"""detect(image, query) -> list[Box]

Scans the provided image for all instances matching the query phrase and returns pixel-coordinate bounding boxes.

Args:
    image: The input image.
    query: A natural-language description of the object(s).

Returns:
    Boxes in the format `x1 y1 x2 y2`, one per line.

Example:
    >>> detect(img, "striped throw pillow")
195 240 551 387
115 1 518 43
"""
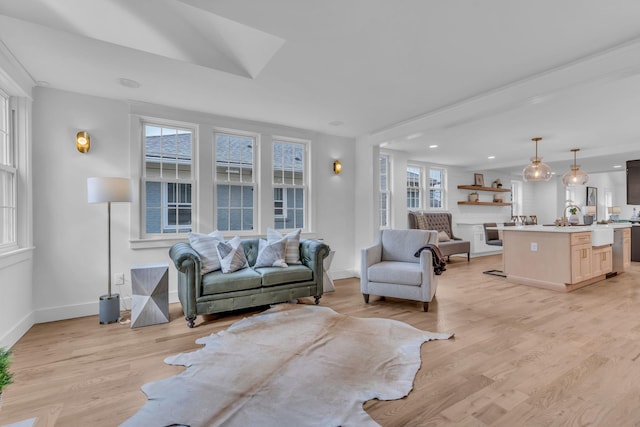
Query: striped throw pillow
267 228 301 264
188 230 225 274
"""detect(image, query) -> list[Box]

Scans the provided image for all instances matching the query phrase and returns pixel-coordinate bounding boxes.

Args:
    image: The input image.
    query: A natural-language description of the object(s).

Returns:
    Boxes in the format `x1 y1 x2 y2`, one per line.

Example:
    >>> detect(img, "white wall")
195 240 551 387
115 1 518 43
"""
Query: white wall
30 87 357 323
0 46 34 349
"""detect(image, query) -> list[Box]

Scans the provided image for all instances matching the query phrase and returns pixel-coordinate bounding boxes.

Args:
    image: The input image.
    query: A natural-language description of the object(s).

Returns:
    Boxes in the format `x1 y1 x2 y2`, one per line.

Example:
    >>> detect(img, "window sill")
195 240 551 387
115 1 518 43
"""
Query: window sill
0 246 34 269
131 231 319 250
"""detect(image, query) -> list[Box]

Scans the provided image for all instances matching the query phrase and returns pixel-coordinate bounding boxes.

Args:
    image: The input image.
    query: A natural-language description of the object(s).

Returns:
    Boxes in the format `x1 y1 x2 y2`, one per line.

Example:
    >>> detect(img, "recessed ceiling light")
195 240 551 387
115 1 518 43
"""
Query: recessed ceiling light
428 144 438 149
613 165 622 168
407 132 423 140
329 120 344 126
380 142 389 147
118 77 141 89
488 155 496 160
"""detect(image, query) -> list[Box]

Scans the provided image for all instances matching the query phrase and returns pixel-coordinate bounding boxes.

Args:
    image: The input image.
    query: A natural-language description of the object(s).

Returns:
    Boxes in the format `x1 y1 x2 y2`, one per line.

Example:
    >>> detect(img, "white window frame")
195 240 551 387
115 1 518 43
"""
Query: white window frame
511 180 524 216
426 166 447 210
0 89 17 253
406 165 423 210
272 137 309 231
141 120 196 238
162 182 192 232
214 129 258 233
273 187 286 219
379 154 390 228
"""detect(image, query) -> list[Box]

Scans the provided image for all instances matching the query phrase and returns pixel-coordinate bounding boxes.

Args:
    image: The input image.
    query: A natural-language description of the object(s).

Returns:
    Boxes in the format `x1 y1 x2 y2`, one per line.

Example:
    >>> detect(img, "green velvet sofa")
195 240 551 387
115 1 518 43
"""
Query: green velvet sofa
169 238 330 327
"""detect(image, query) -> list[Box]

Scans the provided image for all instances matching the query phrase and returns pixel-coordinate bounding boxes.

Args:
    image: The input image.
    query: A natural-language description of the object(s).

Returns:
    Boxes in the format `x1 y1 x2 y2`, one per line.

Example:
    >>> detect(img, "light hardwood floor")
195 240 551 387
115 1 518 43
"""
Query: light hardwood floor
2 254 640 426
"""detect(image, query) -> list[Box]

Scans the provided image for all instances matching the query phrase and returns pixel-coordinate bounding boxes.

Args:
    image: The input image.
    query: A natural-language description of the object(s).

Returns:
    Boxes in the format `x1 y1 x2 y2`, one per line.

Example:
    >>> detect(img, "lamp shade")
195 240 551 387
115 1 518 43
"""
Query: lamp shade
522 159 553 182
522 137 552 182
87 177 131 203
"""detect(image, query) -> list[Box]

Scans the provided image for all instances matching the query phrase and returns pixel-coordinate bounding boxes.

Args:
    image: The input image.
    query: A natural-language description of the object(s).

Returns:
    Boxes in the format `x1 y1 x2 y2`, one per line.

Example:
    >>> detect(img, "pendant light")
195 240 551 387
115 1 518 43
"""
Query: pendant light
561 148 589 186
522 137 552 182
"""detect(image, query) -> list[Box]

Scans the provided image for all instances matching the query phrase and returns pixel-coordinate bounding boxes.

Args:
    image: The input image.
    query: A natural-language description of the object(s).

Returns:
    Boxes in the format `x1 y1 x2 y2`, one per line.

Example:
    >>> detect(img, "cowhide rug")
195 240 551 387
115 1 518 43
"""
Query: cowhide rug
122 304 453 427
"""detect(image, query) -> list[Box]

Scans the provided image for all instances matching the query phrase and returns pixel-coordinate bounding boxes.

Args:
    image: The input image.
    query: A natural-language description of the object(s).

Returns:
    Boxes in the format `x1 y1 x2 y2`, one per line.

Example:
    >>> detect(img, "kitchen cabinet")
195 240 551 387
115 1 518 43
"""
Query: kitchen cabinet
591 245 612 278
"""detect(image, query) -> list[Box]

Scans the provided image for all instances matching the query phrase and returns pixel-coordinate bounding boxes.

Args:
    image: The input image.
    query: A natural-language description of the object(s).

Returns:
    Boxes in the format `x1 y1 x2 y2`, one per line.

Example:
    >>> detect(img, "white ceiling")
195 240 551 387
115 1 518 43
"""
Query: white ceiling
2 0 640 176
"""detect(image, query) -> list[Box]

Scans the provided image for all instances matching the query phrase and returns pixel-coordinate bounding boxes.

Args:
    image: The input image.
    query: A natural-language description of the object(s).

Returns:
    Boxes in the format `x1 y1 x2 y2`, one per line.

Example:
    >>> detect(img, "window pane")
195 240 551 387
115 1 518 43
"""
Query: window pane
430 189 442 208
273 141 304 186
215 133 254 183
145 125 192 180
216 184 254 231
146 181 161 208
217 209 229 231
146 207 161 234
217 185 229 207
242 209 253 230
430 169 442 189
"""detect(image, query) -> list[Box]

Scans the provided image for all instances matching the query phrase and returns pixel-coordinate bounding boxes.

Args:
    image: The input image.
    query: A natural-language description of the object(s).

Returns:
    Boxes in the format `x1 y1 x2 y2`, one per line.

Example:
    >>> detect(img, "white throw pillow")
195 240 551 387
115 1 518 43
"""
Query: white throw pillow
254 238 288 268
215 236 249 274
188 230 225 274
267 228 301 264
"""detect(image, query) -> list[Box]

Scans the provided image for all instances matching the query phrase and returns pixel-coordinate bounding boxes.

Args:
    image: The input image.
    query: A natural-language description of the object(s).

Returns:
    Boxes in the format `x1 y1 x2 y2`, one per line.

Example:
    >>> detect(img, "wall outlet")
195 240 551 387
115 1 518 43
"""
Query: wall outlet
114 273 125 285
530 242 538 252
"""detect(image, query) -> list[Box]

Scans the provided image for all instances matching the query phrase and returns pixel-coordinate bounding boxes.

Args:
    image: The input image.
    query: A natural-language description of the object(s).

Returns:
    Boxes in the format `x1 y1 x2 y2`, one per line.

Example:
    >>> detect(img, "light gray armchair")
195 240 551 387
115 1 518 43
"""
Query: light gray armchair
361 229 439 312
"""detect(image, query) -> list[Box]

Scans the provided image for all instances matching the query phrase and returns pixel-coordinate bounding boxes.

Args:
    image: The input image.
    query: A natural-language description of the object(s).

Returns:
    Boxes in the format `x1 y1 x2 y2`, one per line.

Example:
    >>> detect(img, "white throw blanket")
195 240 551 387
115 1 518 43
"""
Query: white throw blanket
122 304 453 427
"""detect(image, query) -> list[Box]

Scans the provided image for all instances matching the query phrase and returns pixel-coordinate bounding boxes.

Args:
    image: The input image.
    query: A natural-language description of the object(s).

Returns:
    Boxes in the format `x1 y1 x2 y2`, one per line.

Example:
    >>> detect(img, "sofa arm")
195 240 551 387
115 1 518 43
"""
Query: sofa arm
168 242 202 325
299 239 330 295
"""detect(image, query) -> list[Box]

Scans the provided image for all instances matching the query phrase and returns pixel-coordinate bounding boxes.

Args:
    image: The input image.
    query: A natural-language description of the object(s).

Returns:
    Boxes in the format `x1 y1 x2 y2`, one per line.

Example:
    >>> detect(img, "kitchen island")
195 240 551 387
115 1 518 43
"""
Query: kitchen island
498 223 631 292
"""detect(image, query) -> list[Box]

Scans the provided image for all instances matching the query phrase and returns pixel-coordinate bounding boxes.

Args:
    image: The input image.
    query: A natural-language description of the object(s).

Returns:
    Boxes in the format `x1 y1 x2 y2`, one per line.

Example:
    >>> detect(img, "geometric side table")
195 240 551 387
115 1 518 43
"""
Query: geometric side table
130 263 169 328
323 250 336 292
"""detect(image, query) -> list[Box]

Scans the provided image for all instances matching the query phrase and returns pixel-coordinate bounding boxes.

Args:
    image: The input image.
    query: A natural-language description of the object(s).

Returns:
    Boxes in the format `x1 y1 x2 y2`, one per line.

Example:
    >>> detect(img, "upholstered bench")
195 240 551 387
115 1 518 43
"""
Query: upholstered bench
408 211 470 261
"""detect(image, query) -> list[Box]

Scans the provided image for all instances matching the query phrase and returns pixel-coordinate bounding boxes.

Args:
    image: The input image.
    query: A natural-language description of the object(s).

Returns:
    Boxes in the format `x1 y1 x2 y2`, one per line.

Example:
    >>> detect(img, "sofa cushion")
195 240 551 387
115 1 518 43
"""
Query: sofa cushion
368 261 422 286
202 268 263 295
438 240 470 257
188 230 224 274
255 265 313 287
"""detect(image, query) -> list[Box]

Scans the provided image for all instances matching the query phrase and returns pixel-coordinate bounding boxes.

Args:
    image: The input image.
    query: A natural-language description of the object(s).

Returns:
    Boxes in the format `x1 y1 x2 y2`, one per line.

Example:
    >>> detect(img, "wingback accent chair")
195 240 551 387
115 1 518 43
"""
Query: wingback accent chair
408 211 470 261
361 229 439 312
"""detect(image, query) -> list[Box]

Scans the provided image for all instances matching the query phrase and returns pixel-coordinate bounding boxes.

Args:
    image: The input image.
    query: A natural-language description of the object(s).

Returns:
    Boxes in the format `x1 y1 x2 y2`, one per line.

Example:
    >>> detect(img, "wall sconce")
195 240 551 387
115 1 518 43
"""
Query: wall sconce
76 131 90 153
333 160 342 175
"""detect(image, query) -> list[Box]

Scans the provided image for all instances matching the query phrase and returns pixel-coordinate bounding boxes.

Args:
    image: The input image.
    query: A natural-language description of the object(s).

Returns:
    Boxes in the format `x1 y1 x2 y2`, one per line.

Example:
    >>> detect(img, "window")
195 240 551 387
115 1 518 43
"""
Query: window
379 154 390 228
511 180 523 216
273 139 306 230
407 166 422 209
428 167 445 209
143 123 194 235
215 131 255 231
0 90 15 249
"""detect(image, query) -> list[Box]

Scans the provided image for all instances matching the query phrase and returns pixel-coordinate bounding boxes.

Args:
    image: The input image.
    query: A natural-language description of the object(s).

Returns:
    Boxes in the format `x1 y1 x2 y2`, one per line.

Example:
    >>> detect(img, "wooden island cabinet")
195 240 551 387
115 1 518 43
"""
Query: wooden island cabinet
500 224 629 292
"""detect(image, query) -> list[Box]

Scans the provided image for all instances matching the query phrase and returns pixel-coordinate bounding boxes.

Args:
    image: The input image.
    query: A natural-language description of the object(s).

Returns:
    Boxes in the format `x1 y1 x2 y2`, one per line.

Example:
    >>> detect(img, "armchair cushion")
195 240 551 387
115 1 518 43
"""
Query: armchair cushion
368 261 422 286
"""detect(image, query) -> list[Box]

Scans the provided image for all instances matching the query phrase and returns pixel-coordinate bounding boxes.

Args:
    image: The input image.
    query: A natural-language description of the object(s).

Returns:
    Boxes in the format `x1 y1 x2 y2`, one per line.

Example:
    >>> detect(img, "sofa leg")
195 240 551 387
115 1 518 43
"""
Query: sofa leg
422 302 429 312
314 295 321 305
363 293 370 304
186 315 196 328
467 252 470 262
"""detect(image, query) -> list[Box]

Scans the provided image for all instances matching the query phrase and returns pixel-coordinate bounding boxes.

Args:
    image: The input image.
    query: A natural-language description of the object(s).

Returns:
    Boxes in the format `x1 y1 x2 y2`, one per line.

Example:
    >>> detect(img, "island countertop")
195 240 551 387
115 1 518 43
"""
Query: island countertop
491 223 631 233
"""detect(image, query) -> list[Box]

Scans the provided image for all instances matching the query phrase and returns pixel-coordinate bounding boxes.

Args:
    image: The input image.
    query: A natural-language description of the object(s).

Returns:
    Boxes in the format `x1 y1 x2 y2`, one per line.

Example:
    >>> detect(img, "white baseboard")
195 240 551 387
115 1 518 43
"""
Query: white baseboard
34 291 181 324
329 269 358 280
1 311 35 349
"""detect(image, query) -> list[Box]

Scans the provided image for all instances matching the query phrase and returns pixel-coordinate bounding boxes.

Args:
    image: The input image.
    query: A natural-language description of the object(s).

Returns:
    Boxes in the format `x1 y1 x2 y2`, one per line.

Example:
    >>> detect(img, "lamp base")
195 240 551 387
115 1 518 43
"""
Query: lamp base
99 294 120 324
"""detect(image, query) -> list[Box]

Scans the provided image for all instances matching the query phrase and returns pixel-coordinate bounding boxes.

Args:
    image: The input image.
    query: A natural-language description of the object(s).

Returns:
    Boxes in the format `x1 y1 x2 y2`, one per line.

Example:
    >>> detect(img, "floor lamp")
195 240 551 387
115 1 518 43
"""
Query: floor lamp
87 177 131 324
